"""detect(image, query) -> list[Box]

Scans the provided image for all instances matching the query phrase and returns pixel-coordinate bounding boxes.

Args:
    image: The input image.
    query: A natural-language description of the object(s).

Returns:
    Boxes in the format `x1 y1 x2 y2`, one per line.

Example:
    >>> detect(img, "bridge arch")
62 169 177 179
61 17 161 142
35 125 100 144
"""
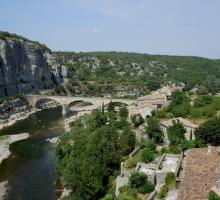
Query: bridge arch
25 96 67 115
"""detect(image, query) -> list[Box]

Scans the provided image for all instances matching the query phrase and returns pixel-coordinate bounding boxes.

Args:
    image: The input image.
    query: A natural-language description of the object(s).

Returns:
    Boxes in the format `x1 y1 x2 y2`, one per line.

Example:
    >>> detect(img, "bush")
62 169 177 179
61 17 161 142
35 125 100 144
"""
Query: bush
165 172 176 189
181 140 196 151
195 117 220 145
168 145 182 154
144 139 156 151
137 181 154 194
129 172 154 194
157 184 169 199
131 114 144 127
141 149 155 163
102 194 115 200
125 158 137 169
129 172 147 189
209 191 220 200
117 186 138 200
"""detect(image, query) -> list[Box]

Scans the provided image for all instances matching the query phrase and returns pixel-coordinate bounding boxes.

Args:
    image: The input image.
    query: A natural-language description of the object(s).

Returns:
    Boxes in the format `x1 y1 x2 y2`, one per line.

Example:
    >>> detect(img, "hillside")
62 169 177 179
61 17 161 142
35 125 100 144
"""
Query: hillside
55 51 220 97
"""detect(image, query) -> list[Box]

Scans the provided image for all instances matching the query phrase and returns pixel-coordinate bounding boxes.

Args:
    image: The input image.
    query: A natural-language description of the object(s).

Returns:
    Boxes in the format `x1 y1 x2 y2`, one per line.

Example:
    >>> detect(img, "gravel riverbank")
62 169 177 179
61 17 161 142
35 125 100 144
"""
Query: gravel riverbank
0 133 30 165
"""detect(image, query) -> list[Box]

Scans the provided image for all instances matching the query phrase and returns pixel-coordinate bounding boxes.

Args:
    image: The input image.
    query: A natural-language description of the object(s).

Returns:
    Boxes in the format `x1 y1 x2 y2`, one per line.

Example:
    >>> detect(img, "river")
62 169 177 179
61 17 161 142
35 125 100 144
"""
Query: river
0 106 64 200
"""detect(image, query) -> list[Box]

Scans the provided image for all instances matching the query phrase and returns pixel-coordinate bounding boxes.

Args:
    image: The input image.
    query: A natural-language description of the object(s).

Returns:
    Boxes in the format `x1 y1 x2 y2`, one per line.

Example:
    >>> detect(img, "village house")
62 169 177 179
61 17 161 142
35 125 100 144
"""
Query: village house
138 93 167 108
177 147 220 200
160 117 198 145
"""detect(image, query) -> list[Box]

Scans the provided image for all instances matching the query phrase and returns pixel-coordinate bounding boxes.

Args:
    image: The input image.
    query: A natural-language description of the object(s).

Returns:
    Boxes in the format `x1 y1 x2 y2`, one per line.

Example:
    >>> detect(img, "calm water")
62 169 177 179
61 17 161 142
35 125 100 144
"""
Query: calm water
0 107 65 200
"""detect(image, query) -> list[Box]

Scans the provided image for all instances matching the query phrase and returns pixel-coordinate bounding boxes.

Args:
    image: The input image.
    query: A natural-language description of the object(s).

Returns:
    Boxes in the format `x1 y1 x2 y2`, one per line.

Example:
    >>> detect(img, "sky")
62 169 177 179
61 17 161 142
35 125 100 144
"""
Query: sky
0 0 220 58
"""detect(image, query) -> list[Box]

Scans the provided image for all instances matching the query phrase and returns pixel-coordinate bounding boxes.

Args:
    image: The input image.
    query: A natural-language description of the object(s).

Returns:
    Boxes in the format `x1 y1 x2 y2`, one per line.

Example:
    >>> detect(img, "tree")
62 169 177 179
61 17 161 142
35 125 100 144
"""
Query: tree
168 91 191 117
195 117 220 145
141 149 155 163
119 106 129 119
119 126 136 156
144 139 156 151
129 172 147 189
107 101 115 112
146 117 163 143
167 120 186 145
197 85 209 95
131 114 144 127
129 172 154 194
209 191 220 200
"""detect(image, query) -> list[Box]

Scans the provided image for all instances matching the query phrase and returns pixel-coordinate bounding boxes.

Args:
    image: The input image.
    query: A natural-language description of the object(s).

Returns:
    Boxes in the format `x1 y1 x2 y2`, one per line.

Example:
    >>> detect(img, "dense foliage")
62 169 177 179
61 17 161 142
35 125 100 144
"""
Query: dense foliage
167 120 186 145
146 117 163 143
55 51 220 97
157 172 176 199
160 91 220 122
129 172 154 194
56 107 136 200
209 191 220 200
195 117 220 145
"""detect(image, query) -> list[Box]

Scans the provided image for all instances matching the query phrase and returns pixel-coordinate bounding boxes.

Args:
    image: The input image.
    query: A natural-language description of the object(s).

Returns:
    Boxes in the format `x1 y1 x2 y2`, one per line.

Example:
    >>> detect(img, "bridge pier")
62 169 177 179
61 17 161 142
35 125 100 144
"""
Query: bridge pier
62 105 67 116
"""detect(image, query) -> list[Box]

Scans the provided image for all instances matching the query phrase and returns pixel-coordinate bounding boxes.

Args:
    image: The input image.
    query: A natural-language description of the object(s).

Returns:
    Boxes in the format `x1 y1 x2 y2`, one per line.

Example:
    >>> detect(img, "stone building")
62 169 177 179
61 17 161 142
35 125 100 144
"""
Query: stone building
160 117 198 145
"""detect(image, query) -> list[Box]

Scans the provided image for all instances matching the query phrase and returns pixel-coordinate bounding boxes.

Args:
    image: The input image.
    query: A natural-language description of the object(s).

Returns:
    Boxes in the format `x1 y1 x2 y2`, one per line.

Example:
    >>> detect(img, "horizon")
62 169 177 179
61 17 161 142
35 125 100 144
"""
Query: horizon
1 0 220 59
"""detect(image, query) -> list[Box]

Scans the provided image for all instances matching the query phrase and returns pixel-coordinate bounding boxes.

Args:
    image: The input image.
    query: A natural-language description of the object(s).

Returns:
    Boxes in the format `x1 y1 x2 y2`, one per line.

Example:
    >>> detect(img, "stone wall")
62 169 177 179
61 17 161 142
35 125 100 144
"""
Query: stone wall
0 37 63 96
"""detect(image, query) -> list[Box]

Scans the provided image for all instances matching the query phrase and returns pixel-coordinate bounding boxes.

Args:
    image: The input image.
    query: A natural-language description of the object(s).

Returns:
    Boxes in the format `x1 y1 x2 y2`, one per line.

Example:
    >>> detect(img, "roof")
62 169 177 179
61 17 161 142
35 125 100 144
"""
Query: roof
138 94 166 101
160 117 198 129
177 147 220 200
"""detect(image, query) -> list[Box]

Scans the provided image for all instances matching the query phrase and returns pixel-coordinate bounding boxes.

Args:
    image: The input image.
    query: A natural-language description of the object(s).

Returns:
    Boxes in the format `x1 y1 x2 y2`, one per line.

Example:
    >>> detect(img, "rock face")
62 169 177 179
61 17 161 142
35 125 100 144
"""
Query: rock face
0 37 63 96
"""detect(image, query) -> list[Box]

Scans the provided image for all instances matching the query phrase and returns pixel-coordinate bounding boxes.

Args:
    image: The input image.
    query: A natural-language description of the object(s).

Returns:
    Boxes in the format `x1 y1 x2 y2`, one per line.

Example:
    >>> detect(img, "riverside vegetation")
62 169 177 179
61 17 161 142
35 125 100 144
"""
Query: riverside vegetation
56 105 136 200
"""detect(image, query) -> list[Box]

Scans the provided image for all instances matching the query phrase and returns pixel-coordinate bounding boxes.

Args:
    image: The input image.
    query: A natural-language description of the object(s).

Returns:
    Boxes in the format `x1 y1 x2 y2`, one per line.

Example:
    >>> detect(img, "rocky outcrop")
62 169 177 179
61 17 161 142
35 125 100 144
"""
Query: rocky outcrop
0 37 63 96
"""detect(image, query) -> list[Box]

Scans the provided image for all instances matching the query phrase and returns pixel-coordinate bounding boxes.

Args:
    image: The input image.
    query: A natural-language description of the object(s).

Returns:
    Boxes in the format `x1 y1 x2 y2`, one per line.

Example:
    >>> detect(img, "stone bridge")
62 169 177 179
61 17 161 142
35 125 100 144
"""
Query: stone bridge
25 95 136 115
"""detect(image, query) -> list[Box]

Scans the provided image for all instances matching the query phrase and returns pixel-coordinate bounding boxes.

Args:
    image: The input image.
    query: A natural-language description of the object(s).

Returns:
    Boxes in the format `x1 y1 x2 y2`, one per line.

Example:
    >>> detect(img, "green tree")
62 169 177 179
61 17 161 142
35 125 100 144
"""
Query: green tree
119 106 129 119
131 114 144 127
195 117 220 145
167 120 186 145
141 149 155 163
209 191 220 200
107 101 115 112
146 117 163 143
129 172 154 194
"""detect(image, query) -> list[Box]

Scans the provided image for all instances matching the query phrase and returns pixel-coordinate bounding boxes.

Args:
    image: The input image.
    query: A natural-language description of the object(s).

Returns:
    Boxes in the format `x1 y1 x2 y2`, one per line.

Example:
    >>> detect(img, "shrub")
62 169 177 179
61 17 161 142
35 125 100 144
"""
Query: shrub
195 117 220 145
144 139 156 151
118 186 138 200
157 184 169 199
168 145 182 154
131 114 144 127
137 181 154 194
165 172 176 189
209 191 220 200
129 172 147 189
125 158 137 169
102 194 115 200
141 149 155 163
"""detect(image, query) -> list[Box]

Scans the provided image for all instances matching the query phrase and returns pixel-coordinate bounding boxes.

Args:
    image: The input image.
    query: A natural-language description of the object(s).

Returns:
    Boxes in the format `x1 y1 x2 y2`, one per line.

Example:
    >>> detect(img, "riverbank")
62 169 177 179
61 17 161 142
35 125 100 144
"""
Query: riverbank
0 181 8 200
0 133 30 165
0 108 40 131
64 110 91 132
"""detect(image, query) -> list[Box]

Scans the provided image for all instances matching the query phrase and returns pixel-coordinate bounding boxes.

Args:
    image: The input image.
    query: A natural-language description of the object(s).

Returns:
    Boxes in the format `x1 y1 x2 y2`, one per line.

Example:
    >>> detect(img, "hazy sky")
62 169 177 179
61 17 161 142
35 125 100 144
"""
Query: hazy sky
0 0 220 58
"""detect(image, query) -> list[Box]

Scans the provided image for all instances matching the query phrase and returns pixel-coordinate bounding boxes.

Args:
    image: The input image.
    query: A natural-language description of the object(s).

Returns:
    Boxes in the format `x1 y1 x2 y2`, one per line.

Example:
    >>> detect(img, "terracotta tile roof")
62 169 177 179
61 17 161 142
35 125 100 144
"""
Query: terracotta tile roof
138 94 166 101
177 147 220 200
160 117 198 129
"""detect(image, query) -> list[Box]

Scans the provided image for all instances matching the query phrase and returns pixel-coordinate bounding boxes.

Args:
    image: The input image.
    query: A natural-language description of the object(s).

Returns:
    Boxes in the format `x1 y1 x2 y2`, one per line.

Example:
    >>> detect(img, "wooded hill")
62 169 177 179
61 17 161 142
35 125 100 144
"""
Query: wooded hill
55 51 220 97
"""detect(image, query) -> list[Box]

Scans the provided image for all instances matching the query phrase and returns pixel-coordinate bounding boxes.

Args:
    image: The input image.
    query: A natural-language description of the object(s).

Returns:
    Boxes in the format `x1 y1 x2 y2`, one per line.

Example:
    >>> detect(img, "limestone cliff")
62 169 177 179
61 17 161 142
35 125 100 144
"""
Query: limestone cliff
0 35 63 96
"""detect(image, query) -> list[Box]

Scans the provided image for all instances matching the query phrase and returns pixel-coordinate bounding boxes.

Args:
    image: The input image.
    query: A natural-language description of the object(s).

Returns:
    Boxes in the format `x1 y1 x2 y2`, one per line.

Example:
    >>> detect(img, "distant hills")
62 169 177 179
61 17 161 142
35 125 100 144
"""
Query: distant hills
55 51 220 97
